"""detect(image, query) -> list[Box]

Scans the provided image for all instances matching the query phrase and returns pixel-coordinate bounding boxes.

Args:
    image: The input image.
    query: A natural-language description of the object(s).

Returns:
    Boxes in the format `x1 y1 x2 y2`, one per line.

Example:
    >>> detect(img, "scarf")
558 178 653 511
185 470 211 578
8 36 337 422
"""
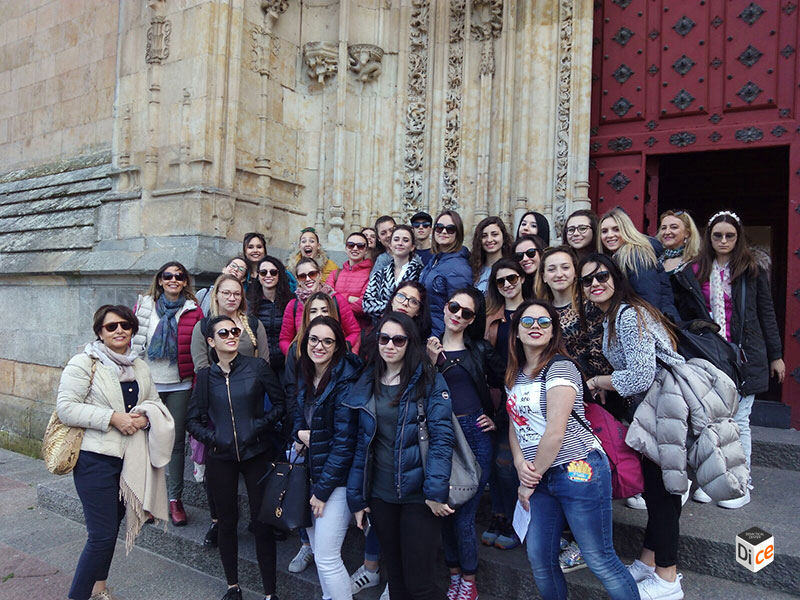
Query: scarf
295 281 335 304
147 294 185 363
85 341 138 382
709 260 731 337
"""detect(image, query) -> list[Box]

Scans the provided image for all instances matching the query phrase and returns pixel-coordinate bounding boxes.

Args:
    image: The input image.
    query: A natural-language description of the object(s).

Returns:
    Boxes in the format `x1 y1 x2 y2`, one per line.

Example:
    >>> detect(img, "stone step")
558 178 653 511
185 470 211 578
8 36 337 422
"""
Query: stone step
752 425 800 471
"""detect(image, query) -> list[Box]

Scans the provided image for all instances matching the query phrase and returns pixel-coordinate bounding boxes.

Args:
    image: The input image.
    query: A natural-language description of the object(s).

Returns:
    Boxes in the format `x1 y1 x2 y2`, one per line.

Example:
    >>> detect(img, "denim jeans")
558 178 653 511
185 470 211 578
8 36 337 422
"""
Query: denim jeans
526 450 639 600
364 526 381 563
442 411 493 574
488 419 519 518
734 393 755 482
160 388 192 500
306 487 352 600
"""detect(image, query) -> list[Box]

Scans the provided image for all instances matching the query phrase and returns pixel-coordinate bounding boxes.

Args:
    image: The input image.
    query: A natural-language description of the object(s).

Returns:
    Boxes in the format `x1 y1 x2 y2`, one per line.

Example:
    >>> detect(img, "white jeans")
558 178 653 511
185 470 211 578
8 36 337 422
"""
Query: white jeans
306 486 352 600
734 393 755 483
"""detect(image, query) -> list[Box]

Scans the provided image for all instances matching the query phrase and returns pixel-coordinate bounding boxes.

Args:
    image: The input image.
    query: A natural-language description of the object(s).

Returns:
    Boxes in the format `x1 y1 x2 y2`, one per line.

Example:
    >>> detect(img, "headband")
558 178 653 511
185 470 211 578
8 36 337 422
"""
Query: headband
707 210 741 227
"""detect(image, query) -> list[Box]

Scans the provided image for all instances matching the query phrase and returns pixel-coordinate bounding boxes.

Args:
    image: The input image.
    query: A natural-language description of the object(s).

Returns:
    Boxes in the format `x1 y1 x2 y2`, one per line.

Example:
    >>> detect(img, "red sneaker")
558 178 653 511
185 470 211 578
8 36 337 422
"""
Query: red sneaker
169 499 187 526
457 579 478 600
446 575 462 600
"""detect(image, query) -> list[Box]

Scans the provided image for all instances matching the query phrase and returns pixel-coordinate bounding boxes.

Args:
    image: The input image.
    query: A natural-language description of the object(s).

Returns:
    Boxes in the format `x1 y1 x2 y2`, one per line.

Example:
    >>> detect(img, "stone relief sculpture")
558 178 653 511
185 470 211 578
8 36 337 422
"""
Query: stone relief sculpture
145 16 171 64
441 0 466 210
348 44 384 83
471 0 503 76
552 0 574 233
303 41 339 84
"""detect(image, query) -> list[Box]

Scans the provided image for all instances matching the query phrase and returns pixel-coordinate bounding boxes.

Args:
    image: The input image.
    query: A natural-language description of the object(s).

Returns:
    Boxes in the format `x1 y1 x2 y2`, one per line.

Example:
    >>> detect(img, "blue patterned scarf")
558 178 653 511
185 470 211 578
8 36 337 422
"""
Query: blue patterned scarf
147 294 185 363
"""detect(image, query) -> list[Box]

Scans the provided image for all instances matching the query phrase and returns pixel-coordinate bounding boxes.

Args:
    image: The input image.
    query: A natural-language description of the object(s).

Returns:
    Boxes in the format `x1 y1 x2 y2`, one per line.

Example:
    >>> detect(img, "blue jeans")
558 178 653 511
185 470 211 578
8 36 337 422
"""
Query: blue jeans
488 421 519 518
526 451 639 600
364 526 381 563
734 393 755 483
442 411 494 574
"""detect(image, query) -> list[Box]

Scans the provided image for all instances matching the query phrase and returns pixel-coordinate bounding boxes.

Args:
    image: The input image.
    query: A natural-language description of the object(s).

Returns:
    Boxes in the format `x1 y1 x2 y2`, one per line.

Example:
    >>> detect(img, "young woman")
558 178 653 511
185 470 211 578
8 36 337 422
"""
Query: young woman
470 216 513 293
293 316 361 600
419 211 473 336
185 316 286 600
657 210 700 274
426 289 503 600
598 207 679 321
243 232 268 289
248 256 294 378
578 253 687 599
562 209 599 263
347 312 455 600
513 234 546 300
132 261 203 526
59 305 173 600
516 210 551 246
286 227 339 283
506 300 638 600
326 232 374 329
361 282 433 362
363 225 424 321
196 256 248 315
361 226 379 262
279 257 361 355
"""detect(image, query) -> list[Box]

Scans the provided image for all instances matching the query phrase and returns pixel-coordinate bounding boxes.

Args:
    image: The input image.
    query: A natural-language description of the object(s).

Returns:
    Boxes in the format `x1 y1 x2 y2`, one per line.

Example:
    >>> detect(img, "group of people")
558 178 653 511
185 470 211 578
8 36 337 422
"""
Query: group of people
56 204 785 600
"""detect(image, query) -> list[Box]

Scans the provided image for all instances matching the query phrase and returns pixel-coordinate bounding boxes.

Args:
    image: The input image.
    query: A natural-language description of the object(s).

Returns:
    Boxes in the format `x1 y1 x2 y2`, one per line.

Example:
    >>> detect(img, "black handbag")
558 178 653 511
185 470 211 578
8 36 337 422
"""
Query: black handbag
257 454 312 532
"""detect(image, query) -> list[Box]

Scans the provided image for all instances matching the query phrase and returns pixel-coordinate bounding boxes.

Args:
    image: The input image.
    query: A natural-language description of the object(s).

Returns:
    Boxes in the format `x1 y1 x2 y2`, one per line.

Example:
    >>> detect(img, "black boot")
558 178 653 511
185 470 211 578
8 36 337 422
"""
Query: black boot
204 521 219 547
221 587 242 600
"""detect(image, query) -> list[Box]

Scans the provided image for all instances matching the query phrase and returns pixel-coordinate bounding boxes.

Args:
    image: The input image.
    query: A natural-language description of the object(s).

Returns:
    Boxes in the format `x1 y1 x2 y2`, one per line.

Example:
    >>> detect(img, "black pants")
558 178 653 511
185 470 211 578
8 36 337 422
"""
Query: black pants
370 498 441 600
641 456 682 568
206 453 276 595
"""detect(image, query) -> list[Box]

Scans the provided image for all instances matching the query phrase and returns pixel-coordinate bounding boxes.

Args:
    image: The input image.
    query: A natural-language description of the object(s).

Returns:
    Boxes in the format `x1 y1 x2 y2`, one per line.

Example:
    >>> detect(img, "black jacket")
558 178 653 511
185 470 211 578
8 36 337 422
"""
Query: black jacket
253 298 285 374
626 238 679 322
185 354 285 462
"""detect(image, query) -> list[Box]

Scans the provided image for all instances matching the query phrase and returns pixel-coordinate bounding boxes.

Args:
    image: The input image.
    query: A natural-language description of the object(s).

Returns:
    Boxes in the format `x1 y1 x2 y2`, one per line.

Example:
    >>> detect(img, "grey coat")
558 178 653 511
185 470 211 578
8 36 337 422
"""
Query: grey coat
626 358 748 502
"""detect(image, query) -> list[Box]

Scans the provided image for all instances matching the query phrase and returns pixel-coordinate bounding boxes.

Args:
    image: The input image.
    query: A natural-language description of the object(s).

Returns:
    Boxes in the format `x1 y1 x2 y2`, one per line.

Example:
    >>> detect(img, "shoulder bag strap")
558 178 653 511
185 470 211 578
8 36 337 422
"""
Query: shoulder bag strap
85 358 98 400
738 277 746 354
415 396 429 474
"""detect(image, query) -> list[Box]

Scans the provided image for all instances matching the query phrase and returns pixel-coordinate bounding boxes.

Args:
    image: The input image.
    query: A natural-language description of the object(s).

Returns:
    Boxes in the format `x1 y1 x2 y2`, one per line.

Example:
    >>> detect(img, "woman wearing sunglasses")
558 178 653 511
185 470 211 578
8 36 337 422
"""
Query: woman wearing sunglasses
185 315 286 600
512 234 546 300
469 216 514 293
426 289 502 600
292 316 361 600
506 299 638 600
577 253 687 599
419 211 473 337
280 257 361 356
347 312 455 600
195 256 248 316
363 225 424 322
133 261 203 526
325 232 374 329
249 256 295 379
59 305 174 600
286 227 339 283
515 210 551 246
562 209 599 263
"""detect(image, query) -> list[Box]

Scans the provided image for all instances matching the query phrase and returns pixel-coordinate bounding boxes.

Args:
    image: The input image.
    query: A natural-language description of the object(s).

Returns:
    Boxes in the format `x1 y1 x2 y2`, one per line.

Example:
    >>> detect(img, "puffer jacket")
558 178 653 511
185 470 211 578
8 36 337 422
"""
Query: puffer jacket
279 294 361 356
56 352 162 458
625 358 748 501
345 364 454 512
419 247 473 336
325 258 374 328
185 354 285 462
292 352 362 502
362 255 424 321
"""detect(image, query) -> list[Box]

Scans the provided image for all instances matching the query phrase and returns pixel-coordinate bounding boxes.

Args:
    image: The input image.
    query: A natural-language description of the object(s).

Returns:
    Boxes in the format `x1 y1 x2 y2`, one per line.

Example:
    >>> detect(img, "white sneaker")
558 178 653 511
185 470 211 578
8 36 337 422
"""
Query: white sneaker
626 559 655 583
288 544 314 573
718 488 751 509
680 482 691 507
692 487 713 503
350 564 380 594
379 584 390 600
626 494 647 510
637 572 684 600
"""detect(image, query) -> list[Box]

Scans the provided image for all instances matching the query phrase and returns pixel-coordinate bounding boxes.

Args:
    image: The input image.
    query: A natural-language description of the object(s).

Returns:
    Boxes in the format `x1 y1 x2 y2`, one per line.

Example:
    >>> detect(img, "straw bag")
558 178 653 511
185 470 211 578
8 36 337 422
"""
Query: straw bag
42 358 97 475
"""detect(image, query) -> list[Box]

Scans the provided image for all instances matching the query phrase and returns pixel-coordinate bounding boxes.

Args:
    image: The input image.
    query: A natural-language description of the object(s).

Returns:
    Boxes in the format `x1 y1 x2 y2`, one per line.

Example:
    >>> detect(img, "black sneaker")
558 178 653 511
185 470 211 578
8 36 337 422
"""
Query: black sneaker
221 587 242 600
204 521 219 547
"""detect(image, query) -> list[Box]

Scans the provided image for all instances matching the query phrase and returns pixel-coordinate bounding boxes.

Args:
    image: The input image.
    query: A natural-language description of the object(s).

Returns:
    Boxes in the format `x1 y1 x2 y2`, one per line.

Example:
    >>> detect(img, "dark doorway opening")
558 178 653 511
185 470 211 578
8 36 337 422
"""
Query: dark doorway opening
652 147 789 404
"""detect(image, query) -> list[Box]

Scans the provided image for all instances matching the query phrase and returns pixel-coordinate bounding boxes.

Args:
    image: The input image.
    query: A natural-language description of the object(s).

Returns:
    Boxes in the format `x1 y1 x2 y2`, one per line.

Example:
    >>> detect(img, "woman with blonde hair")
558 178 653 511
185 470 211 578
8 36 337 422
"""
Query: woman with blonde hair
657 210 701 273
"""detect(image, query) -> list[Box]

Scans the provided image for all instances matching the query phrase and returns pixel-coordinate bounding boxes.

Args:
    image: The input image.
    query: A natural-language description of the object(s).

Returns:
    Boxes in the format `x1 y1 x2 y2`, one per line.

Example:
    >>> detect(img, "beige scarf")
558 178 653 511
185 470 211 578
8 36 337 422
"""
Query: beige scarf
120 400 175 553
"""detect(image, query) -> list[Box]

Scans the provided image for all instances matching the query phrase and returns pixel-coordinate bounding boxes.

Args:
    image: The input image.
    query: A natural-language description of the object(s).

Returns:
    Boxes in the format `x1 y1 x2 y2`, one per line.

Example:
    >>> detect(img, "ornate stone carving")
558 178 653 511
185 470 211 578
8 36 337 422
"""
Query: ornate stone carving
471 0 503 41
260 0 289 17
441 0 467 210
146 16 171 64
552 0 574 232
251 25 279 77
303 42 338 84
348 44 384 83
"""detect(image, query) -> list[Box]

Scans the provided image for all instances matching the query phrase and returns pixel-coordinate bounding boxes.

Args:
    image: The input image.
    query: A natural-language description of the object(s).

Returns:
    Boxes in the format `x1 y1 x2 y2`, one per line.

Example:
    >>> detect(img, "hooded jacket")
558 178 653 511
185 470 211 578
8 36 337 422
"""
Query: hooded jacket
625 358 748 501
325 258 374 328
419 247 473 337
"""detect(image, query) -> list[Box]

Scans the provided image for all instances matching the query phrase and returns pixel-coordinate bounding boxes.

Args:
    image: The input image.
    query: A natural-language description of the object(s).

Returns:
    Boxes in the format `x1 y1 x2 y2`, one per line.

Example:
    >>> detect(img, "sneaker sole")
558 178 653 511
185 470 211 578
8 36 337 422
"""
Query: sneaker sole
640 590 683 600
560 562 588 573
353 580 380 594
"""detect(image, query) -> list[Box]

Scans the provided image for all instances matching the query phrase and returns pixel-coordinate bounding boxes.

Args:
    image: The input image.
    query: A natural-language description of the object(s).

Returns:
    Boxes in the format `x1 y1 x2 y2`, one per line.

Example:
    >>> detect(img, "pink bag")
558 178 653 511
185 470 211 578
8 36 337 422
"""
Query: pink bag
583 403 644 499
189 435 207 465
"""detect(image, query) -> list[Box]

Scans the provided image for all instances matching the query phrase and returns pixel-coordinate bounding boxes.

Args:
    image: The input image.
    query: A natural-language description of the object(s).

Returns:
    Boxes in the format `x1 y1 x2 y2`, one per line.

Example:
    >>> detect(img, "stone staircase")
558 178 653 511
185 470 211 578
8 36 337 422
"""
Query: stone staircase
37 426 800 599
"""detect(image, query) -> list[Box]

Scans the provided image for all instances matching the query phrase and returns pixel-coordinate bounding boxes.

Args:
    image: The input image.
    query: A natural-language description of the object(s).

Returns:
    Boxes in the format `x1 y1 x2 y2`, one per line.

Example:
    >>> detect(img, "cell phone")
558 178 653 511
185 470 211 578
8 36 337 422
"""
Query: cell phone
363 513 372 538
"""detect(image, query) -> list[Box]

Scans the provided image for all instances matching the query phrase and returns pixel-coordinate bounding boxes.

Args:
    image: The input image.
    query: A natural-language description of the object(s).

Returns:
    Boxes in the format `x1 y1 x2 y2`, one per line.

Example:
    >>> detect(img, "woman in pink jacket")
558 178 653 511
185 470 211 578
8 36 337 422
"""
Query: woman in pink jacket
325 231 373 329
280 257 361 356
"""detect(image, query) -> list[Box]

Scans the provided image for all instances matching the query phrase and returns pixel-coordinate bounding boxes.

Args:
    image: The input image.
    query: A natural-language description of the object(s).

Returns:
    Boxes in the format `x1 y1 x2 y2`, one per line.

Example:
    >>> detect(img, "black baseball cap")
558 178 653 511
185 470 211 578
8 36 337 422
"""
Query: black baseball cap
410 211 433 225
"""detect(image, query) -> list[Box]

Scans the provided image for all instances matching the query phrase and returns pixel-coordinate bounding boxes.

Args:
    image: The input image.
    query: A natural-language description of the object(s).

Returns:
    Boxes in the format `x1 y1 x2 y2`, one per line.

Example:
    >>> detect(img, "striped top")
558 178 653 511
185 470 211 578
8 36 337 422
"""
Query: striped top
505 359 596 468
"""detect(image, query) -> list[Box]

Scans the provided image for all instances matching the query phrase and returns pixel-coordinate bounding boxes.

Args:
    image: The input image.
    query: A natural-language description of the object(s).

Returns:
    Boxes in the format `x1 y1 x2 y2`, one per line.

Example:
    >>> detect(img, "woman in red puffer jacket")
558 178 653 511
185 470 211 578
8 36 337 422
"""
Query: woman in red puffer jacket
325 231 374 330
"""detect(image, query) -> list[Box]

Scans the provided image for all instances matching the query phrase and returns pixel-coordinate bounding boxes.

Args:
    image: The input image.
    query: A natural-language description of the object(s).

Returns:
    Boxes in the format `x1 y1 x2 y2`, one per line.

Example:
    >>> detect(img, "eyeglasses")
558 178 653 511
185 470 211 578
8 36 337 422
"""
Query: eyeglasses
711 232 737 241
377 333 408 347
227 263 247 273
395 291 421 308
514 248 538 262
565 225 591 236
309 335 335 349
519 316 552 329
579 270 611 288
411 221 432 229
447 301 475 320
346 241 367 250
102 321 133 333
495 274 520 288
218 290 242 299
215 327 242 339
434 224 458 235
259 268 279 277
296 270 320 282
161 272 187 282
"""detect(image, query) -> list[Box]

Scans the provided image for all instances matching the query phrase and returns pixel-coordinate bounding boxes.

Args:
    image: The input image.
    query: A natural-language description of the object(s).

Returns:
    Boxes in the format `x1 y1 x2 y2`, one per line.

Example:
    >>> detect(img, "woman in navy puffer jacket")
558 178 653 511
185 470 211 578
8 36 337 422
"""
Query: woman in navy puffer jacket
347 312 454 600
419 210 474 337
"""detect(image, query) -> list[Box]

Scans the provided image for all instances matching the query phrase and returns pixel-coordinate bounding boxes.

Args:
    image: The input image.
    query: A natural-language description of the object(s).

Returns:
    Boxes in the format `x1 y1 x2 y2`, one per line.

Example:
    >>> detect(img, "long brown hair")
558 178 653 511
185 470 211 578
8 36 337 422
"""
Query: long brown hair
294 292 339 358
504 300 569 389
536 246 579 311
432 210 465 254
299 316 347 401
694 212 758 283
485 258 526 315
469 216 513 282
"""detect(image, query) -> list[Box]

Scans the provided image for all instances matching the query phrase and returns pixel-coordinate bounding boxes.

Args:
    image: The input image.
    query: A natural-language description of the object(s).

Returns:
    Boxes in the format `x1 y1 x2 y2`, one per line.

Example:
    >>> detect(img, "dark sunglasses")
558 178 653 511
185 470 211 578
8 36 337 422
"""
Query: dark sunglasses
495 274 520 288
411 221 432 229
161 272 187 281
434 224 458 234
447 301 475 320
579 270 611 288
377 333 408 347
259 268 279 277
346 241 367 250
514 248 538 262
102 321 133 333
395 291 421 308
215 327 242 339
520 316 552 329
711 232 737 241
296 270 320 282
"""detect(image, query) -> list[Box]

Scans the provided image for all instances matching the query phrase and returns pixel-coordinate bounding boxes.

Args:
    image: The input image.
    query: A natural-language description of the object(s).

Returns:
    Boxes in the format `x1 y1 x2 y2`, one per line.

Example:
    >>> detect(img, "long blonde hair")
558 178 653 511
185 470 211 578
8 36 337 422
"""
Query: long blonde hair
209 274 257 348
598 207 658 275
658 209 701 263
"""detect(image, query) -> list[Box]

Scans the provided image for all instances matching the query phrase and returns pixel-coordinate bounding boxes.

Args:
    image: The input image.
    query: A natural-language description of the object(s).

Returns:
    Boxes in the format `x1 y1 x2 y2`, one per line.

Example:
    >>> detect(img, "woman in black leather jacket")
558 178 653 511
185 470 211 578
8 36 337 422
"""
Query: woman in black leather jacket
185 315 285 600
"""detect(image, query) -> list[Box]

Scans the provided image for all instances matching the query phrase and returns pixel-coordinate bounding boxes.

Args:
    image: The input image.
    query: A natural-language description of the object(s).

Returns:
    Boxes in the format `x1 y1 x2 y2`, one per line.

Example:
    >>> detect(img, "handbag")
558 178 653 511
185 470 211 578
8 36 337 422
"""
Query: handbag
257 453 312 532
42 358 97 475
676 318 744 391
416 397 481 509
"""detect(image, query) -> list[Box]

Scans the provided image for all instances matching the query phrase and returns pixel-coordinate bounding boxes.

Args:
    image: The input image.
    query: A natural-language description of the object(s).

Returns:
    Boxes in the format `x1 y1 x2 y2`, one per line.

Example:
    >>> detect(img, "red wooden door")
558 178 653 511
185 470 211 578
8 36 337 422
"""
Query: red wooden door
589 0 800 426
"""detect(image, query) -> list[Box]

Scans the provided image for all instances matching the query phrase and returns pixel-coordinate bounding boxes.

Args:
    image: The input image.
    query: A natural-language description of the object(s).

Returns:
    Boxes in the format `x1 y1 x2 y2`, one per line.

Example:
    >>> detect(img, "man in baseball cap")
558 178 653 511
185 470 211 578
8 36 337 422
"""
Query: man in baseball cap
410 211 433 265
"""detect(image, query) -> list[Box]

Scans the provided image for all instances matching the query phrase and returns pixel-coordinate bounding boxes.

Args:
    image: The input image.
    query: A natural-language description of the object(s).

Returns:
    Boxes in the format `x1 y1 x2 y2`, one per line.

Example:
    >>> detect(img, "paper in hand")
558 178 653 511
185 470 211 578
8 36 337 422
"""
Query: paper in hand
512 500 531 542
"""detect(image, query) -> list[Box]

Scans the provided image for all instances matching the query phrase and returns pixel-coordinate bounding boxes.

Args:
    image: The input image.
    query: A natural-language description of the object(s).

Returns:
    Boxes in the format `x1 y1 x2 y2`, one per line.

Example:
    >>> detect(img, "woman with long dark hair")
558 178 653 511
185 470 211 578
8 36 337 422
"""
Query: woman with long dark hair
243 232 268 288
516 210 551 246
513 235 546 300
249 255 294 377
562 209 599 263
469 216 513 292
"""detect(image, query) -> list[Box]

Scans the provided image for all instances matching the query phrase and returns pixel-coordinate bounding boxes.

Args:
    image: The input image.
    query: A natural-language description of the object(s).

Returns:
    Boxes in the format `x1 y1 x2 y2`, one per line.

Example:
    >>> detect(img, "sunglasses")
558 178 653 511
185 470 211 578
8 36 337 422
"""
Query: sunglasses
309 335 335 349
565 225 591 236
514 248 538 262
411 221 432 229
434 224 458 234
395 291 421 308
495 274 520 288
377 333 408 347
519 316 552 329
102 321 133 333
296 270 320 282
161 272 187 281
447 301 475 320
259 268 279 277
579 270 611 288
215 327 242 339
711 232 737 241
346 241 367 250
